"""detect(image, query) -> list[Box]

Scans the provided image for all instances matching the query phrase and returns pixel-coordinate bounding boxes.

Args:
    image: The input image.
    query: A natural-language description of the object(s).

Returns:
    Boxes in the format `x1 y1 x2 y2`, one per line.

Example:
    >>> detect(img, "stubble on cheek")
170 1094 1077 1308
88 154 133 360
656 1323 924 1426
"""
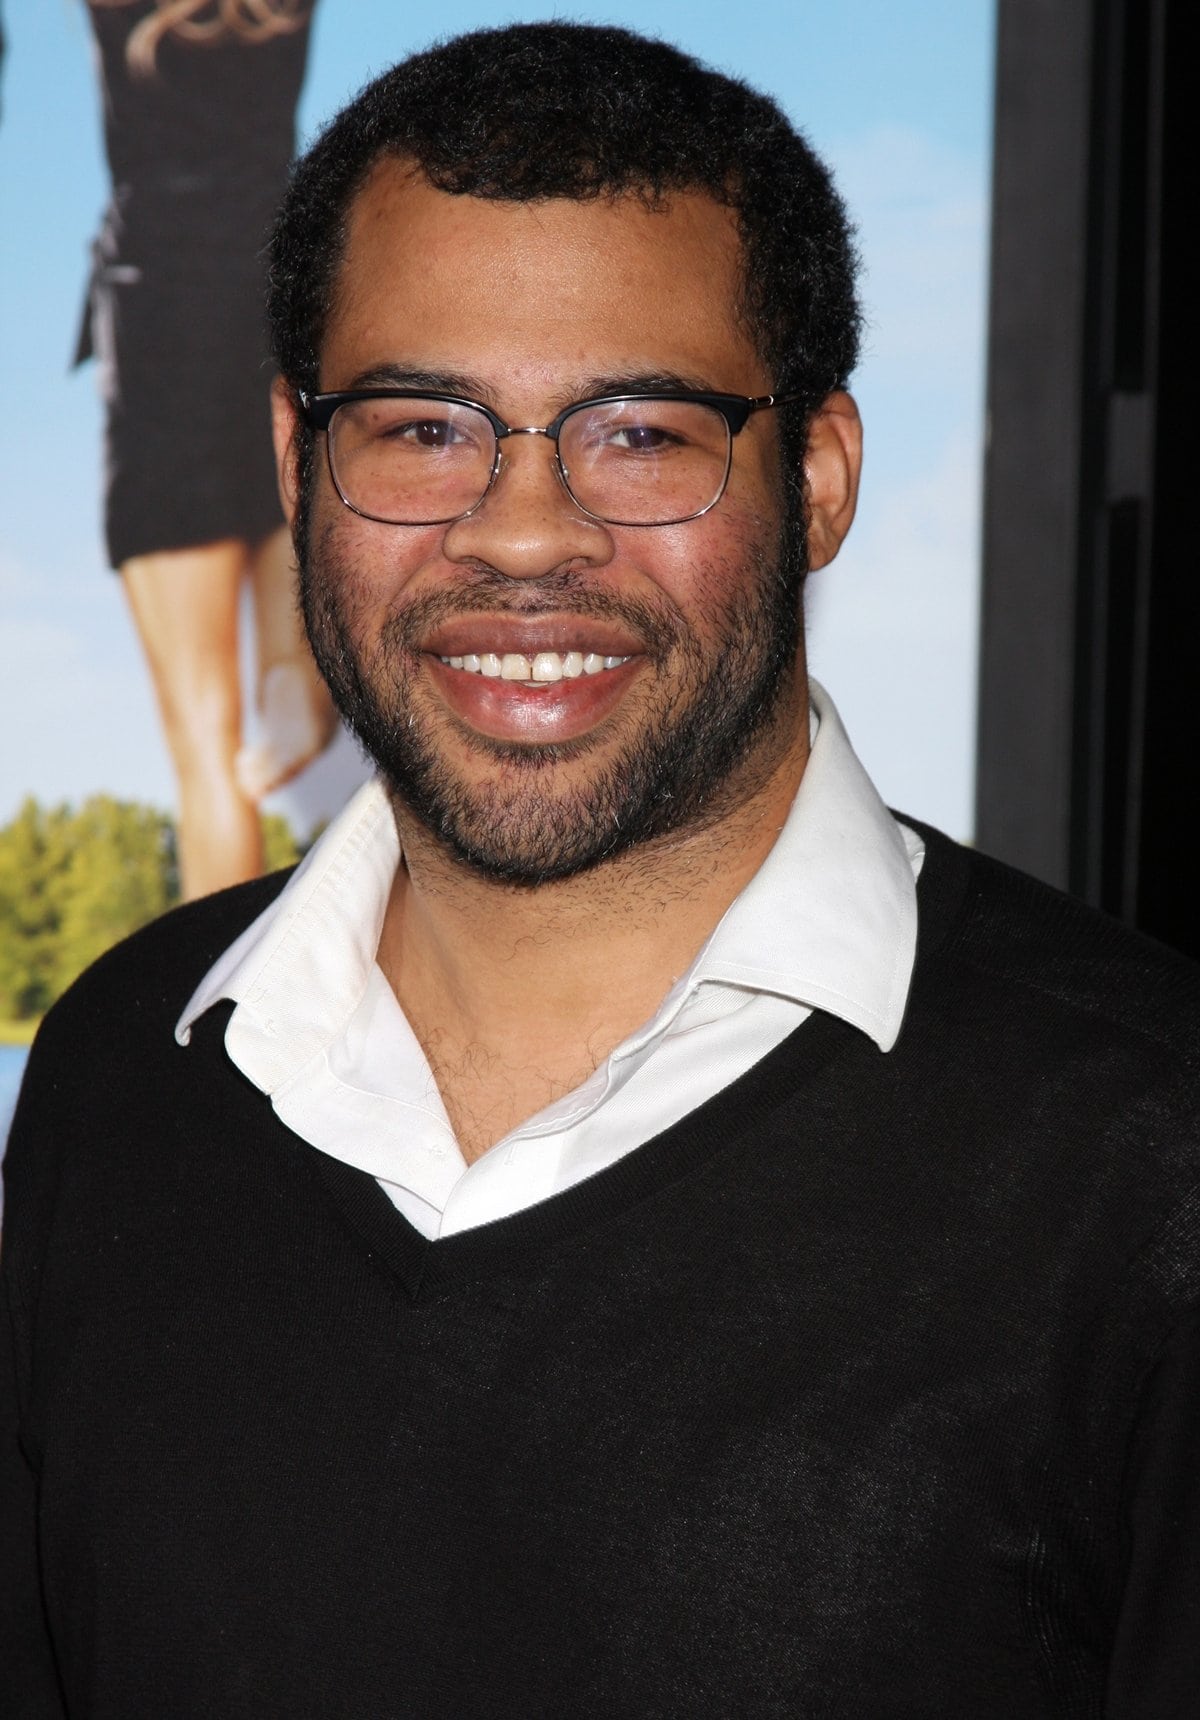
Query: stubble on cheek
299 513 417 737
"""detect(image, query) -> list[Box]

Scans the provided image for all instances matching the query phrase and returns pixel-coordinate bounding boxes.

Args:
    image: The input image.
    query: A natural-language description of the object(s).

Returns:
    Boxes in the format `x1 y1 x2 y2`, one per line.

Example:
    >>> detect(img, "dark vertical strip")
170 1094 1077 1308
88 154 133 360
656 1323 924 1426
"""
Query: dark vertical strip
1135 0 1198 955
978 0 1194 956
976 0 1093 890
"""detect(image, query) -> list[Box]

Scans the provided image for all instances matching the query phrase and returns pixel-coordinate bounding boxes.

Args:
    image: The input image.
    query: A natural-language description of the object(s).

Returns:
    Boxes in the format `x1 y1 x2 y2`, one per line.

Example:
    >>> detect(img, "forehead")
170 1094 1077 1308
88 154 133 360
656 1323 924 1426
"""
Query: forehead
321 159 763 399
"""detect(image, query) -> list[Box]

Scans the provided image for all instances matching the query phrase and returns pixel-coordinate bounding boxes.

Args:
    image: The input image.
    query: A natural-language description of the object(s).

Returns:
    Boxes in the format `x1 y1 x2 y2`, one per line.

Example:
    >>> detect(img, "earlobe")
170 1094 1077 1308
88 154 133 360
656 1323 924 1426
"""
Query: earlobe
803 390 863 572
270 376 303 529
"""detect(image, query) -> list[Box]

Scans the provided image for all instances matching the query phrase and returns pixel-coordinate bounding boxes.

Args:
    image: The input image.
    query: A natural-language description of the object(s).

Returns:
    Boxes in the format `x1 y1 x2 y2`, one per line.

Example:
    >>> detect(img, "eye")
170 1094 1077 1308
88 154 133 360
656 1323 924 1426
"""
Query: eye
383 414 471 448
569 405 694 461
605 421 682 453
334 398 496 464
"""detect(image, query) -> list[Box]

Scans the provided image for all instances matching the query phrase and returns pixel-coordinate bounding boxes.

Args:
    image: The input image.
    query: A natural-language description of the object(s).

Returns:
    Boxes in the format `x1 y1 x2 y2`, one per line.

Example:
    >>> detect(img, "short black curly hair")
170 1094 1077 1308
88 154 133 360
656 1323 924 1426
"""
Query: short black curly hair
267 21 861 435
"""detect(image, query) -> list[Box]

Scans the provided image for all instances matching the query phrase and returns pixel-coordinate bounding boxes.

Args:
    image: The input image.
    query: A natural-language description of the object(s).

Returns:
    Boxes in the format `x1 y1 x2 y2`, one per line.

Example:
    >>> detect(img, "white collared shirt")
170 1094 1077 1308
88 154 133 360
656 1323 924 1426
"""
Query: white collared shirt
177 682 923 1238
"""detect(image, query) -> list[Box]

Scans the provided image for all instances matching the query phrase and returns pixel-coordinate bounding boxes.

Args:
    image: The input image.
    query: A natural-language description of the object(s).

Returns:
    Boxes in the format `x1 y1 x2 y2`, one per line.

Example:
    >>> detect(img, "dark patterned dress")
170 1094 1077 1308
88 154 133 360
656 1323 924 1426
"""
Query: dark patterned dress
78 2 313 565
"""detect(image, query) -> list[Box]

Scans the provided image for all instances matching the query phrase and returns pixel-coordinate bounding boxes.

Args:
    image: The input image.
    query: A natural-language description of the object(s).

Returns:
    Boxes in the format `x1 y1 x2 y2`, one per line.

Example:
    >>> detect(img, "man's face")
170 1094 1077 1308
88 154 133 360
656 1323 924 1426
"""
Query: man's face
282 163 818 883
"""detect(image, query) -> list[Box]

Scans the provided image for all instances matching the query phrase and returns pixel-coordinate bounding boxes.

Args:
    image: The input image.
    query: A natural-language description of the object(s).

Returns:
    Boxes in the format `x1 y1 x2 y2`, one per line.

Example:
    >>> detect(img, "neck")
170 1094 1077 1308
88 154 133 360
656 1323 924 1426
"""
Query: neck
376 676 810 1157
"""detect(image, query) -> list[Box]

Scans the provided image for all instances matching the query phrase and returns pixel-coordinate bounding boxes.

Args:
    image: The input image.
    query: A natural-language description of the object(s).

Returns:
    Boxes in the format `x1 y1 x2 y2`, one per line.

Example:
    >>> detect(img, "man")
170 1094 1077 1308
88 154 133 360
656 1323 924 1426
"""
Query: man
3 23 1198 1717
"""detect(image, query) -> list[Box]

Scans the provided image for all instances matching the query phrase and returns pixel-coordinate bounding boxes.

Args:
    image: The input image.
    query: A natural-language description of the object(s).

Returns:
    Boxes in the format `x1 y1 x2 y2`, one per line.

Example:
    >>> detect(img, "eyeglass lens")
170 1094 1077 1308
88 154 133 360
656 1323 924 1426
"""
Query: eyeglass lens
326 397 734 526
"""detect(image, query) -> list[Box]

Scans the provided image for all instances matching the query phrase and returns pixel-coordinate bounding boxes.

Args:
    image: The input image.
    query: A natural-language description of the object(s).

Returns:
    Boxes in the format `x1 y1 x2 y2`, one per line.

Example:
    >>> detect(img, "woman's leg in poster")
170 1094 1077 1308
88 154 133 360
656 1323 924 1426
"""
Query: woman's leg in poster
122 542 262 899
235 525 337 803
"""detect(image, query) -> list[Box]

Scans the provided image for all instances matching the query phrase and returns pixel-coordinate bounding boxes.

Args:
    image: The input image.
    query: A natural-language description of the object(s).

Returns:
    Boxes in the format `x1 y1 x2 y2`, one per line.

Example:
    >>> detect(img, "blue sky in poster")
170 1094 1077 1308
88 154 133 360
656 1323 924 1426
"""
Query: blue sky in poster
0 1 994 839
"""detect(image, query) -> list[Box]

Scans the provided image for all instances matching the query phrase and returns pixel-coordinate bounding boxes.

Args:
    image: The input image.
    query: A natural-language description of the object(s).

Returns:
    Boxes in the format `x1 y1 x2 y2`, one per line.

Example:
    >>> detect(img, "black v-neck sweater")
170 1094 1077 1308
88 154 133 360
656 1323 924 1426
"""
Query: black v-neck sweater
3 827 1199 1718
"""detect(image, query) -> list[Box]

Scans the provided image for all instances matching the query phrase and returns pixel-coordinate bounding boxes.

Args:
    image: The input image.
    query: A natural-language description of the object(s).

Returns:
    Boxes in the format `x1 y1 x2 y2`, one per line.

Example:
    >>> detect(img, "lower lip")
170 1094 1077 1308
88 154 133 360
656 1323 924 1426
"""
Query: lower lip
425 655 642 743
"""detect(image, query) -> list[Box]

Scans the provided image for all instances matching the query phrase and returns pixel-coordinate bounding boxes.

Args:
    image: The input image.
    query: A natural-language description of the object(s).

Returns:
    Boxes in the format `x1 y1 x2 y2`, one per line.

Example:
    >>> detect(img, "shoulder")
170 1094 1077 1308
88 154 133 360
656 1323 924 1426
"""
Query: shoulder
3 873 293 1284
908 820 1200 1060
28 869 293 1070
876 824 1200 1396
901 822 1200 1300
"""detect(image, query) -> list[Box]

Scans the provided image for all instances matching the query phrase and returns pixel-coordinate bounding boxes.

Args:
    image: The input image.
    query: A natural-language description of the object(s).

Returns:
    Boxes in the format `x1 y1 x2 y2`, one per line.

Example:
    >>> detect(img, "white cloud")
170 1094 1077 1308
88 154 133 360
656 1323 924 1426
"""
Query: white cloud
806 428 982 840
799 123 989 839
828 123 989 396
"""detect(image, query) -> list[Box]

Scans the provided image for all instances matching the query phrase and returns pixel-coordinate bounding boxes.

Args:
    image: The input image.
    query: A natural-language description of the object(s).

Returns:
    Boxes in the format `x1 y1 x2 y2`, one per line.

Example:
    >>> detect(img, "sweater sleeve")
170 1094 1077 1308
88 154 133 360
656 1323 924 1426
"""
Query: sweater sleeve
1 1044 69 1718
1105 1298 1200 1717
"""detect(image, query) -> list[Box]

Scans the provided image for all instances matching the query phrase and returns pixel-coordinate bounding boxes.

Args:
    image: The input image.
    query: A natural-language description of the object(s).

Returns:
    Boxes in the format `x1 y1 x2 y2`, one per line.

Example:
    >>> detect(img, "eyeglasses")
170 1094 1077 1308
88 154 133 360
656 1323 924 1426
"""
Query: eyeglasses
297 388 801 528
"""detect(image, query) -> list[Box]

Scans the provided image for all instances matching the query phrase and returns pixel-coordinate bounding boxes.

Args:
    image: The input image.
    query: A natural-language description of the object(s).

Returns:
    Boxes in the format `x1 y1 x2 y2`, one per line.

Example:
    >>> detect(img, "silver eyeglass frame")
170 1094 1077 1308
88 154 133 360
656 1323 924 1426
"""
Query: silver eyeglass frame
297 387 802 528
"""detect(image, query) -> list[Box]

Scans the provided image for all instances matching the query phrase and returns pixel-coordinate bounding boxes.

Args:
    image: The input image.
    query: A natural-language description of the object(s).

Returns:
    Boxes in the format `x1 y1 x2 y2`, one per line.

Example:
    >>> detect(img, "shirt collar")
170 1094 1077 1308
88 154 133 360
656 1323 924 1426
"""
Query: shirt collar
688 679 920 1049
176 678 920 1078
175 778 398 1087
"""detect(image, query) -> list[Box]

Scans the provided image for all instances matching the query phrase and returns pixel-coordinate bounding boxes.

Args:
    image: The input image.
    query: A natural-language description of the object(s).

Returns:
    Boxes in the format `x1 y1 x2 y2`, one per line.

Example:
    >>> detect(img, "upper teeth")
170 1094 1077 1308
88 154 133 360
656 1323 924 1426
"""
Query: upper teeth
438 651 630 682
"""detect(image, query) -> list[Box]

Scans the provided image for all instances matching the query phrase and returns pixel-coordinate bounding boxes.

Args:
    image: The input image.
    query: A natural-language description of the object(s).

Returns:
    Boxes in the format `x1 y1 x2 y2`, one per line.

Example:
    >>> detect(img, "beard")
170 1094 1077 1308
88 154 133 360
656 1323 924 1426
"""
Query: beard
297 488 807 887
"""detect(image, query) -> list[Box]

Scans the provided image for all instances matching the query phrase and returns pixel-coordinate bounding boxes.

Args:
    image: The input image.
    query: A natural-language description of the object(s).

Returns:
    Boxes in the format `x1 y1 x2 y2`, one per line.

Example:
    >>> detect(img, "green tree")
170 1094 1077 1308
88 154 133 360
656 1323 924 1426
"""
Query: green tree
0 797 75 1018
50 797 179 1000
0 796 304 1025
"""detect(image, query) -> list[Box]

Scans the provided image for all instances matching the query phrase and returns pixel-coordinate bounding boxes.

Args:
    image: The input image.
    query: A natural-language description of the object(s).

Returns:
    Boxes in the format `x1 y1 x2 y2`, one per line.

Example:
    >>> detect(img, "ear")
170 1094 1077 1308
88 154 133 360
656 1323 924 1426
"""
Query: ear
802 391 862 572
271 375 304 530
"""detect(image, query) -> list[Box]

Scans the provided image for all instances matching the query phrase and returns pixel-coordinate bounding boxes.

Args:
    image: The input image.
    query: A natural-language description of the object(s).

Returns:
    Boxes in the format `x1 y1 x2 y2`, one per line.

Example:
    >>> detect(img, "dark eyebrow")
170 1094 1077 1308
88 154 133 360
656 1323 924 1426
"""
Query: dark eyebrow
340 363 493 398
571 371 723 402
333 364 726 413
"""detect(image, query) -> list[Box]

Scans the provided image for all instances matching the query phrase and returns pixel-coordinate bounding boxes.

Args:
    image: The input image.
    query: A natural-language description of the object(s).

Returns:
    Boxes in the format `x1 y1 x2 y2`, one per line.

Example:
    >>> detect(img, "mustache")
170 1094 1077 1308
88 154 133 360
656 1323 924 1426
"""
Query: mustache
379 563 682 659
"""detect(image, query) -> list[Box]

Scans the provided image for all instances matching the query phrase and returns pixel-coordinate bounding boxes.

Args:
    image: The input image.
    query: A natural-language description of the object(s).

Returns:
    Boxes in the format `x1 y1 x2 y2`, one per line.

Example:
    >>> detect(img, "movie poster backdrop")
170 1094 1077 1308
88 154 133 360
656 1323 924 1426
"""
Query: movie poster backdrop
0 1 994 1131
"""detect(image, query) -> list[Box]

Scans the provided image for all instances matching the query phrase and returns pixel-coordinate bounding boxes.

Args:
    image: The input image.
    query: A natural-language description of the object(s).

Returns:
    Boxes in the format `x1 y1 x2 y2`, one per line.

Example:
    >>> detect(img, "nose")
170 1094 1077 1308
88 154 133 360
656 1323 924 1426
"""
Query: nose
441 431 614 581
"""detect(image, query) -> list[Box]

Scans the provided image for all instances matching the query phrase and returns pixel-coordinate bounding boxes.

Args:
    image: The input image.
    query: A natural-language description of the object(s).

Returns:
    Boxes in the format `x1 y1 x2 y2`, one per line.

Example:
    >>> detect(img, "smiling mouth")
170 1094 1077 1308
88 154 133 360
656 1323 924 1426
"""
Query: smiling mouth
436 651 633 683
